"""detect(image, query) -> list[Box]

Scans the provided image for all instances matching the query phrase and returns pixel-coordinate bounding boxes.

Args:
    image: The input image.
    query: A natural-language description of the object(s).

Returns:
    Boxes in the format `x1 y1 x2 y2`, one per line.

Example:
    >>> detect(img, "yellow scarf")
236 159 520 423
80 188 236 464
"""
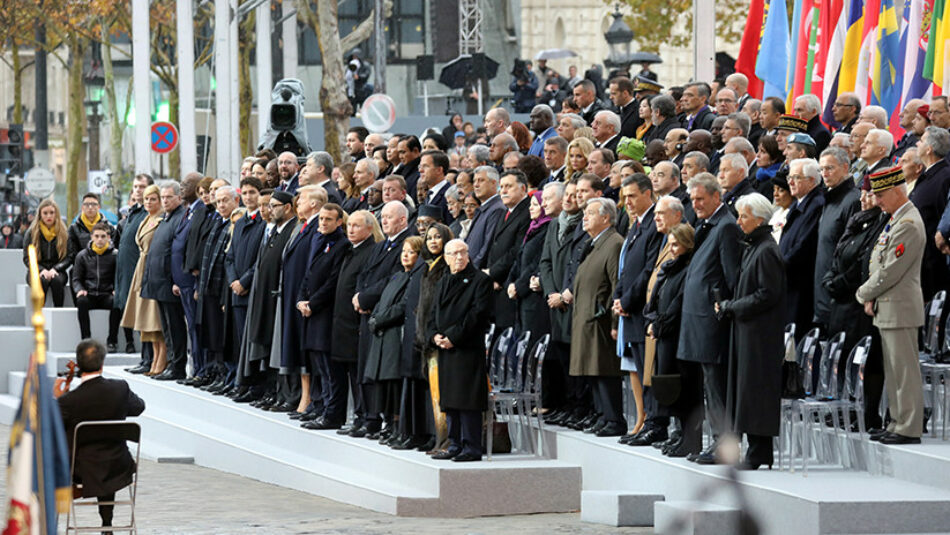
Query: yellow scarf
39 223 57 242
80 212 101 233
427 255 443 271
91 241 110 255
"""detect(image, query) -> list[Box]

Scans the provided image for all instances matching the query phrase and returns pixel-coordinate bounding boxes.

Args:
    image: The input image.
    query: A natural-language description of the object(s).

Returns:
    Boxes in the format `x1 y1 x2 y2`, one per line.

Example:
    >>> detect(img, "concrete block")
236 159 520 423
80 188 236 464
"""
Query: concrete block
44 307 136 352
654 501 741 535
581 490 664 526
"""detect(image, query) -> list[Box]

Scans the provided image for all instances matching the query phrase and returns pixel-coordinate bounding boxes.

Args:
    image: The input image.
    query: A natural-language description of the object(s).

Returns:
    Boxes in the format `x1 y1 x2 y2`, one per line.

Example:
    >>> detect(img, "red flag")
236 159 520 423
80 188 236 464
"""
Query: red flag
736 0 766 98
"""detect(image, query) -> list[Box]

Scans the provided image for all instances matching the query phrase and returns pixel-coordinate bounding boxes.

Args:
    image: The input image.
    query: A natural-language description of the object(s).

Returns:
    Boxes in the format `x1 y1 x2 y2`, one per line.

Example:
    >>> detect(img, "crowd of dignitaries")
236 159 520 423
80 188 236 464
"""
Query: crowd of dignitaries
23 69 950 465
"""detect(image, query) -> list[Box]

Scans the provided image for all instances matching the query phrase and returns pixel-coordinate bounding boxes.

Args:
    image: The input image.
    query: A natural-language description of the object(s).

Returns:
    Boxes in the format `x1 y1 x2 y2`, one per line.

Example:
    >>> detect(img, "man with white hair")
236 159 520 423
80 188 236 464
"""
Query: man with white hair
894 99 926 160
814 147 860 330
793 94 831 153
857 166 926 445
718 153 755 216
592 110 622 153
305 151 342 204
780 158 826 335
911 127 950 300
860 128 895 183
858 105 889 129
349 200 410 438
483 107 511 137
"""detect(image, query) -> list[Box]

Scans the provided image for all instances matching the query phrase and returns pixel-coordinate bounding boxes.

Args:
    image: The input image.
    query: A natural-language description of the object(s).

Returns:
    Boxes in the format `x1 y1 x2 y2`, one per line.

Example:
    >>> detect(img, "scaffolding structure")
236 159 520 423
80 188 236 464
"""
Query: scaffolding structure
459 0 483 54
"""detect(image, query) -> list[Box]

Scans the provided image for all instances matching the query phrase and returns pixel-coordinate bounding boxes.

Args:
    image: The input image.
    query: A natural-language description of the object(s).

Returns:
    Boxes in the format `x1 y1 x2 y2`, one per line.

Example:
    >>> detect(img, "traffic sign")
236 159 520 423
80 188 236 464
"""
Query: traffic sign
25 167 55 198
151 121 179 154
88 171 110 194
360 94 396 133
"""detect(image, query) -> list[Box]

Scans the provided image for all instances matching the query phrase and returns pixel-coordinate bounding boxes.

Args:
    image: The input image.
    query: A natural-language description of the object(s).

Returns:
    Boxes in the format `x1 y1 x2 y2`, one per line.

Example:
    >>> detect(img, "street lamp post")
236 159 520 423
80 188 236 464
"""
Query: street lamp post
84 43 105 173
603 6 634 72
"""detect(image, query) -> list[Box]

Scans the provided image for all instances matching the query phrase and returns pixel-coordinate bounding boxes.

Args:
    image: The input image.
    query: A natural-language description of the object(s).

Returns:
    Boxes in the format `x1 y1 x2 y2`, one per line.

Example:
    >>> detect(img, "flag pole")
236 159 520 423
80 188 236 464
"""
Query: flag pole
26 244 49 534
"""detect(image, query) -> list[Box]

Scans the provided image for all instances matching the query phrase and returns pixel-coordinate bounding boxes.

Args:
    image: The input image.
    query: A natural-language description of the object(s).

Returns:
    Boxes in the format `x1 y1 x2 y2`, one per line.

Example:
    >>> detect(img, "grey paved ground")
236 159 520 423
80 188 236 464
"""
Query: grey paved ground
0 424 649 534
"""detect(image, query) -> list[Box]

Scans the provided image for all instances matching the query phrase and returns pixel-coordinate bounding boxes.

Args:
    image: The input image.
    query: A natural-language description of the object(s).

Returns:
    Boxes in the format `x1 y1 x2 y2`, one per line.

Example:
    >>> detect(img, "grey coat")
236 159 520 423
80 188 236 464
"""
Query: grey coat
813 180 860 325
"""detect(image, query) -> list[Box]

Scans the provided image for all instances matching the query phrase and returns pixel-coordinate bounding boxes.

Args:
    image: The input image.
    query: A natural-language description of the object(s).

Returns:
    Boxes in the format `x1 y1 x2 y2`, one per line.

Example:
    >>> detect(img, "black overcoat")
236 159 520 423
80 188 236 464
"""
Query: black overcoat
720 226 786 437
410 258 448 378
141 204 185 303
330 239 375 363
779 186 825 331
427 263 493 411
538 214 584 343
400 260 426 379
298 228 348 353
614 205 662 345
486 198 531 332
813 180 860 325
507 220 551 343
247 218 297 347
365 270 412 382
225 211 266 308
279 220 317 370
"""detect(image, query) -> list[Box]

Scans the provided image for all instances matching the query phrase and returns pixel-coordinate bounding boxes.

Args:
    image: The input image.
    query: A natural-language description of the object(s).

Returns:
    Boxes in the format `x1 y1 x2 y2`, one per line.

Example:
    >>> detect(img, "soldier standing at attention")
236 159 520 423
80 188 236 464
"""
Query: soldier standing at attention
857 166 926 445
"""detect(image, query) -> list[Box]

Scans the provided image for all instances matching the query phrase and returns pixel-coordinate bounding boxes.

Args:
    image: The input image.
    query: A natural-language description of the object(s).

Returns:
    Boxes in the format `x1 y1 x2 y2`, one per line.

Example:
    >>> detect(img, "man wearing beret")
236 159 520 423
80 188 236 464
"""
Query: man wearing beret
857 166 926 445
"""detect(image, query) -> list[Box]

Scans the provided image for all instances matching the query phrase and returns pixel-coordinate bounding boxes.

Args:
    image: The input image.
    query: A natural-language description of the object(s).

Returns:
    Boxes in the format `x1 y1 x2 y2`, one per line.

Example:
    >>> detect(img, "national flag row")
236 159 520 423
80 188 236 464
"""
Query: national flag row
735 0 950 132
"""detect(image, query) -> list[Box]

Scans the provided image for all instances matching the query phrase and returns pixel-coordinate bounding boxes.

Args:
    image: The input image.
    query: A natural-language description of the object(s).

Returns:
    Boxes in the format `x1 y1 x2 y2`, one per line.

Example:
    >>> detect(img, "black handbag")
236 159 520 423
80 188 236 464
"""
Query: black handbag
782 361 805 399
651 374 682 406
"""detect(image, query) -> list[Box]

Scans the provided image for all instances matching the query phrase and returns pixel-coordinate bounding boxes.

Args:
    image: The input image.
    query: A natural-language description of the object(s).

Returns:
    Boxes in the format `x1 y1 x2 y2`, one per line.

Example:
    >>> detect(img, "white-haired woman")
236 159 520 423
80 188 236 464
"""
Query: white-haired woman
715 193 786 470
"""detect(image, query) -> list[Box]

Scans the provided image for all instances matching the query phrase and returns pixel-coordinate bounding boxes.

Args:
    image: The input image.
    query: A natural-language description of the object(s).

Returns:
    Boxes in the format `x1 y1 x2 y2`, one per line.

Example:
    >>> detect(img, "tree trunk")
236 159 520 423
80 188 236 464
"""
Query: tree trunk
305 0 352 164
239 12 255 156
66 36 86 220
101 21 124 185
12 40 22 124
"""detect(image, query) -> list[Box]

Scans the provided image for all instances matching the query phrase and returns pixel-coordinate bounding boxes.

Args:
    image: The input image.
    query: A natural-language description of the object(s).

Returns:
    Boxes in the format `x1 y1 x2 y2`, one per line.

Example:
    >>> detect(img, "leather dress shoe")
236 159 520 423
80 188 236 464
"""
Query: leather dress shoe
618 433 638 445
416 436 437 452
737 458 773 470
124 342 136 353
452 452 482 462
349 423 380 438
583 420 607 434
126 364 150 375
200 379 224 391
107 343 118 353
226 386 247 399
251 395 275 408
595 422 626 437
306 417 343 430
288 411 311 420
233 390 261 403
392 436 428 450
694 451 720 465
383 433 406 447
431 449 461 460
207 382 230 395
269 402 296 413
337 419 364 435
879 433 921 445
869 428 890 441
654 431 681 449
299 411 321 422
628 428 668 446
153 370 185 381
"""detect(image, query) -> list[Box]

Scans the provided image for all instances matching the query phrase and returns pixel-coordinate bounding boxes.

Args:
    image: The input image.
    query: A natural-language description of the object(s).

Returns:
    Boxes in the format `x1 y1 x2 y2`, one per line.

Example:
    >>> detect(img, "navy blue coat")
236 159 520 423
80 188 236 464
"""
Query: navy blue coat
401 158 421 200
614 205 662 345
225 211 266 308
171 201 198 288
465 194 506 269
678 205 742 364
298 228 348 353
425 183 454 224
184 201 215 273
141 204 185 303
910 159 950 300
780 186 825 329
280 219 317 369
315 179 343 206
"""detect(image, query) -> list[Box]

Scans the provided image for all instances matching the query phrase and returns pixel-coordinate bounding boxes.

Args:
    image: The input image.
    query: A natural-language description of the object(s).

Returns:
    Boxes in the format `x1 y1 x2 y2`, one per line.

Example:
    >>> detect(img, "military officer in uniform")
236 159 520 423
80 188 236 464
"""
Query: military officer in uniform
856 166 926 445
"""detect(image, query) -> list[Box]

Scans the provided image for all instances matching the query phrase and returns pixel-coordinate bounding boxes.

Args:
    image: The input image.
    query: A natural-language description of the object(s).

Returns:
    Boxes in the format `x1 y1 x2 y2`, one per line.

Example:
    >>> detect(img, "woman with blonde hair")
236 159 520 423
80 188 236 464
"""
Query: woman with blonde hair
120 185 167 375
23 199 71 306
566 137 595 180
337 162 360 212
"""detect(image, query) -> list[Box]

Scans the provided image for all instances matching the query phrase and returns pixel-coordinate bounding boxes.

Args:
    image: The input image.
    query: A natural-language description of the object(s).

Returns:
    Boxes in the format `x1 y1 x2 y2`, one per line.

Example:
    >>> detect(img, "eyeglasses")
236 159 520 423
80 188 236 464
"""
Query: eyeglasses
445 250 468 257
787 174 809 181
832 102 856 108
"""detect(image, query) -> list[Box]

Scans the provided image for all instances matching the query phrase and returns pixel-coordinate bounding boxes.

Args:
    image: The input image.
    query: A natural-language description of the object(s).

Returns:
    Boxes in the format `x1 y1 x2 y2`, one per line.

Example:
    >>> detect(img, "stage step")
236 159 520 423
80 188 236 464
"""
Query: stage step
0 304 25 325
18 283 74 310
0 250 25 305
581 490 663 527
104 367 582 518
654 500 742 535
0 326 42 394
557 429 950 534
0 393 19 423
42 307 139 353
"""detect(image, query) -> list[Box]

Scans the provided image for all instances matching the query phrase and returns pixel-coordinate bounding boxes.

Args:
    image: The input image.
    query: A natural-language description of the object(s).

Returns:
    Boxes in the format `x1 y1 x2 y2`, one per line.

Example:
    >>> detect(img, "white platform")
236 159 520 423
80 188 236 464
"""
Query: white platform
99 367 582 518
554 429 950 534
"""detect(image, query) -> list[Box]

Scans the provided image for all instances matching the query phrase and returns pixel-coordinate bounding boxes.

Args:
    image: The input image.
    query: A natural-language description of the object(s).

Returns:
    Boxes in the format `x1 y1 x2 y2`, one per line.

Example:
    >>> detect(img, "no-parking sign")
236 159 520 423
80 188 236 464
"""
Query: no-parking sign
151 121 179 154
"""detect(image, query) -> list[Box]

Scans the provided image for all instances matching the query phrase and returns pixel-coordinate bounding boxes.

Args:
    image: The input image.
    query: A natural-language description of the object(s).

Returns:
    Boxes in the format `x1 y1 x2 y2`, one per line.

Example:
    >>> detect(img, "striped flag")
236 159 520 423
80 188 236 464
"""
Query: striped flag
822 0 853 126
757 0 793 97
4 354 71 535
736 0 767 98
923 0 949 90
900 0 933 114
840 0 868 93
870 0 904 128
856 0 882 103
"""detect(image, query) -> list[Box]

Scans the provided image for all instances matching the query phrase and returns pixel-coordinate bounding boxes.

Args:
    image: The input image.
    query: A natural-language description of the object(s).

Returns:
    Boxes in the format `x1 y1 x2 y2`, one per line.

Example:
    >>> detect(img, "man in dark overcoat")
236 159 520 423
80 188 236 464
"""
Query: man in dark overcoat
678 173 741 463
484 169 531 335
350 201 410 437
171 173 204 383
298 204 349 429
225 177 266 387
331 210 379 435
428 239 493 462
780 158 826 335
241 191 297 407
141 181 187 380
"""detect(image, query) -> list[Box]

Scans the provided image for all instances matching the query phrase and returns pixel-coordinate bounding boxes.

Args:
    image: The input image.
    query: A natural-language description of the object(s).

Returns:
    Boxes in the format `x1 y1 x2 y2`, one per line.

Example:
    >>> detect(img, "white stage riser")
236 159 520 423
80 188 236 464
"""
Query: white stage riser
553 430 950 535
111 368 582 518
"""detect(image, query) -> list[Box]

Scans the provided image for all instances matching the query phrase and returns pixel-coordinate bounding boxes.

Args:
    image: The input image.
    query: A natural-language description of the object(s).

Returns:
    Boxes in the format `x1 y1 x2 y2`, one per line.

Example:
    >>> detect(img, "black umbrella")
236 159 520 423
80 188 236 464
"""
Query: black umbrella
439 54 500 90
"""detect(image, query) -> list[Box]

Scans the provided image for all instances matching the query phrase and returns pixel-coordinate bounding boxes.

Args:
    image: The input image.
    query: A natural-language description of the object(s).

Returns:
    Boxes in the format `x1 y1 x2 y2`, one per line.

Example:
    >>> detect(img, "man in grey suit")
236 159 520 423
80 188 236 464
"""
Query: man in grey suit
678 173 742 464
857 166 926 445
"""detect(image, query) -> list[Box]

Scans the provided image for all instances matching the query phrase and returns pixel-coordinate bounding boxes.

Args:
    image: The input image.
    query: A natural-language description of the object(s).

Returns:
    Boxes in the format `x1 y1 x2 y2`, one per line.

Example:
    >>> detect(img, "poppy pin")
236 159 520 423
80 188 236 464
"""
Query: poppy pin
895 243 905 258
